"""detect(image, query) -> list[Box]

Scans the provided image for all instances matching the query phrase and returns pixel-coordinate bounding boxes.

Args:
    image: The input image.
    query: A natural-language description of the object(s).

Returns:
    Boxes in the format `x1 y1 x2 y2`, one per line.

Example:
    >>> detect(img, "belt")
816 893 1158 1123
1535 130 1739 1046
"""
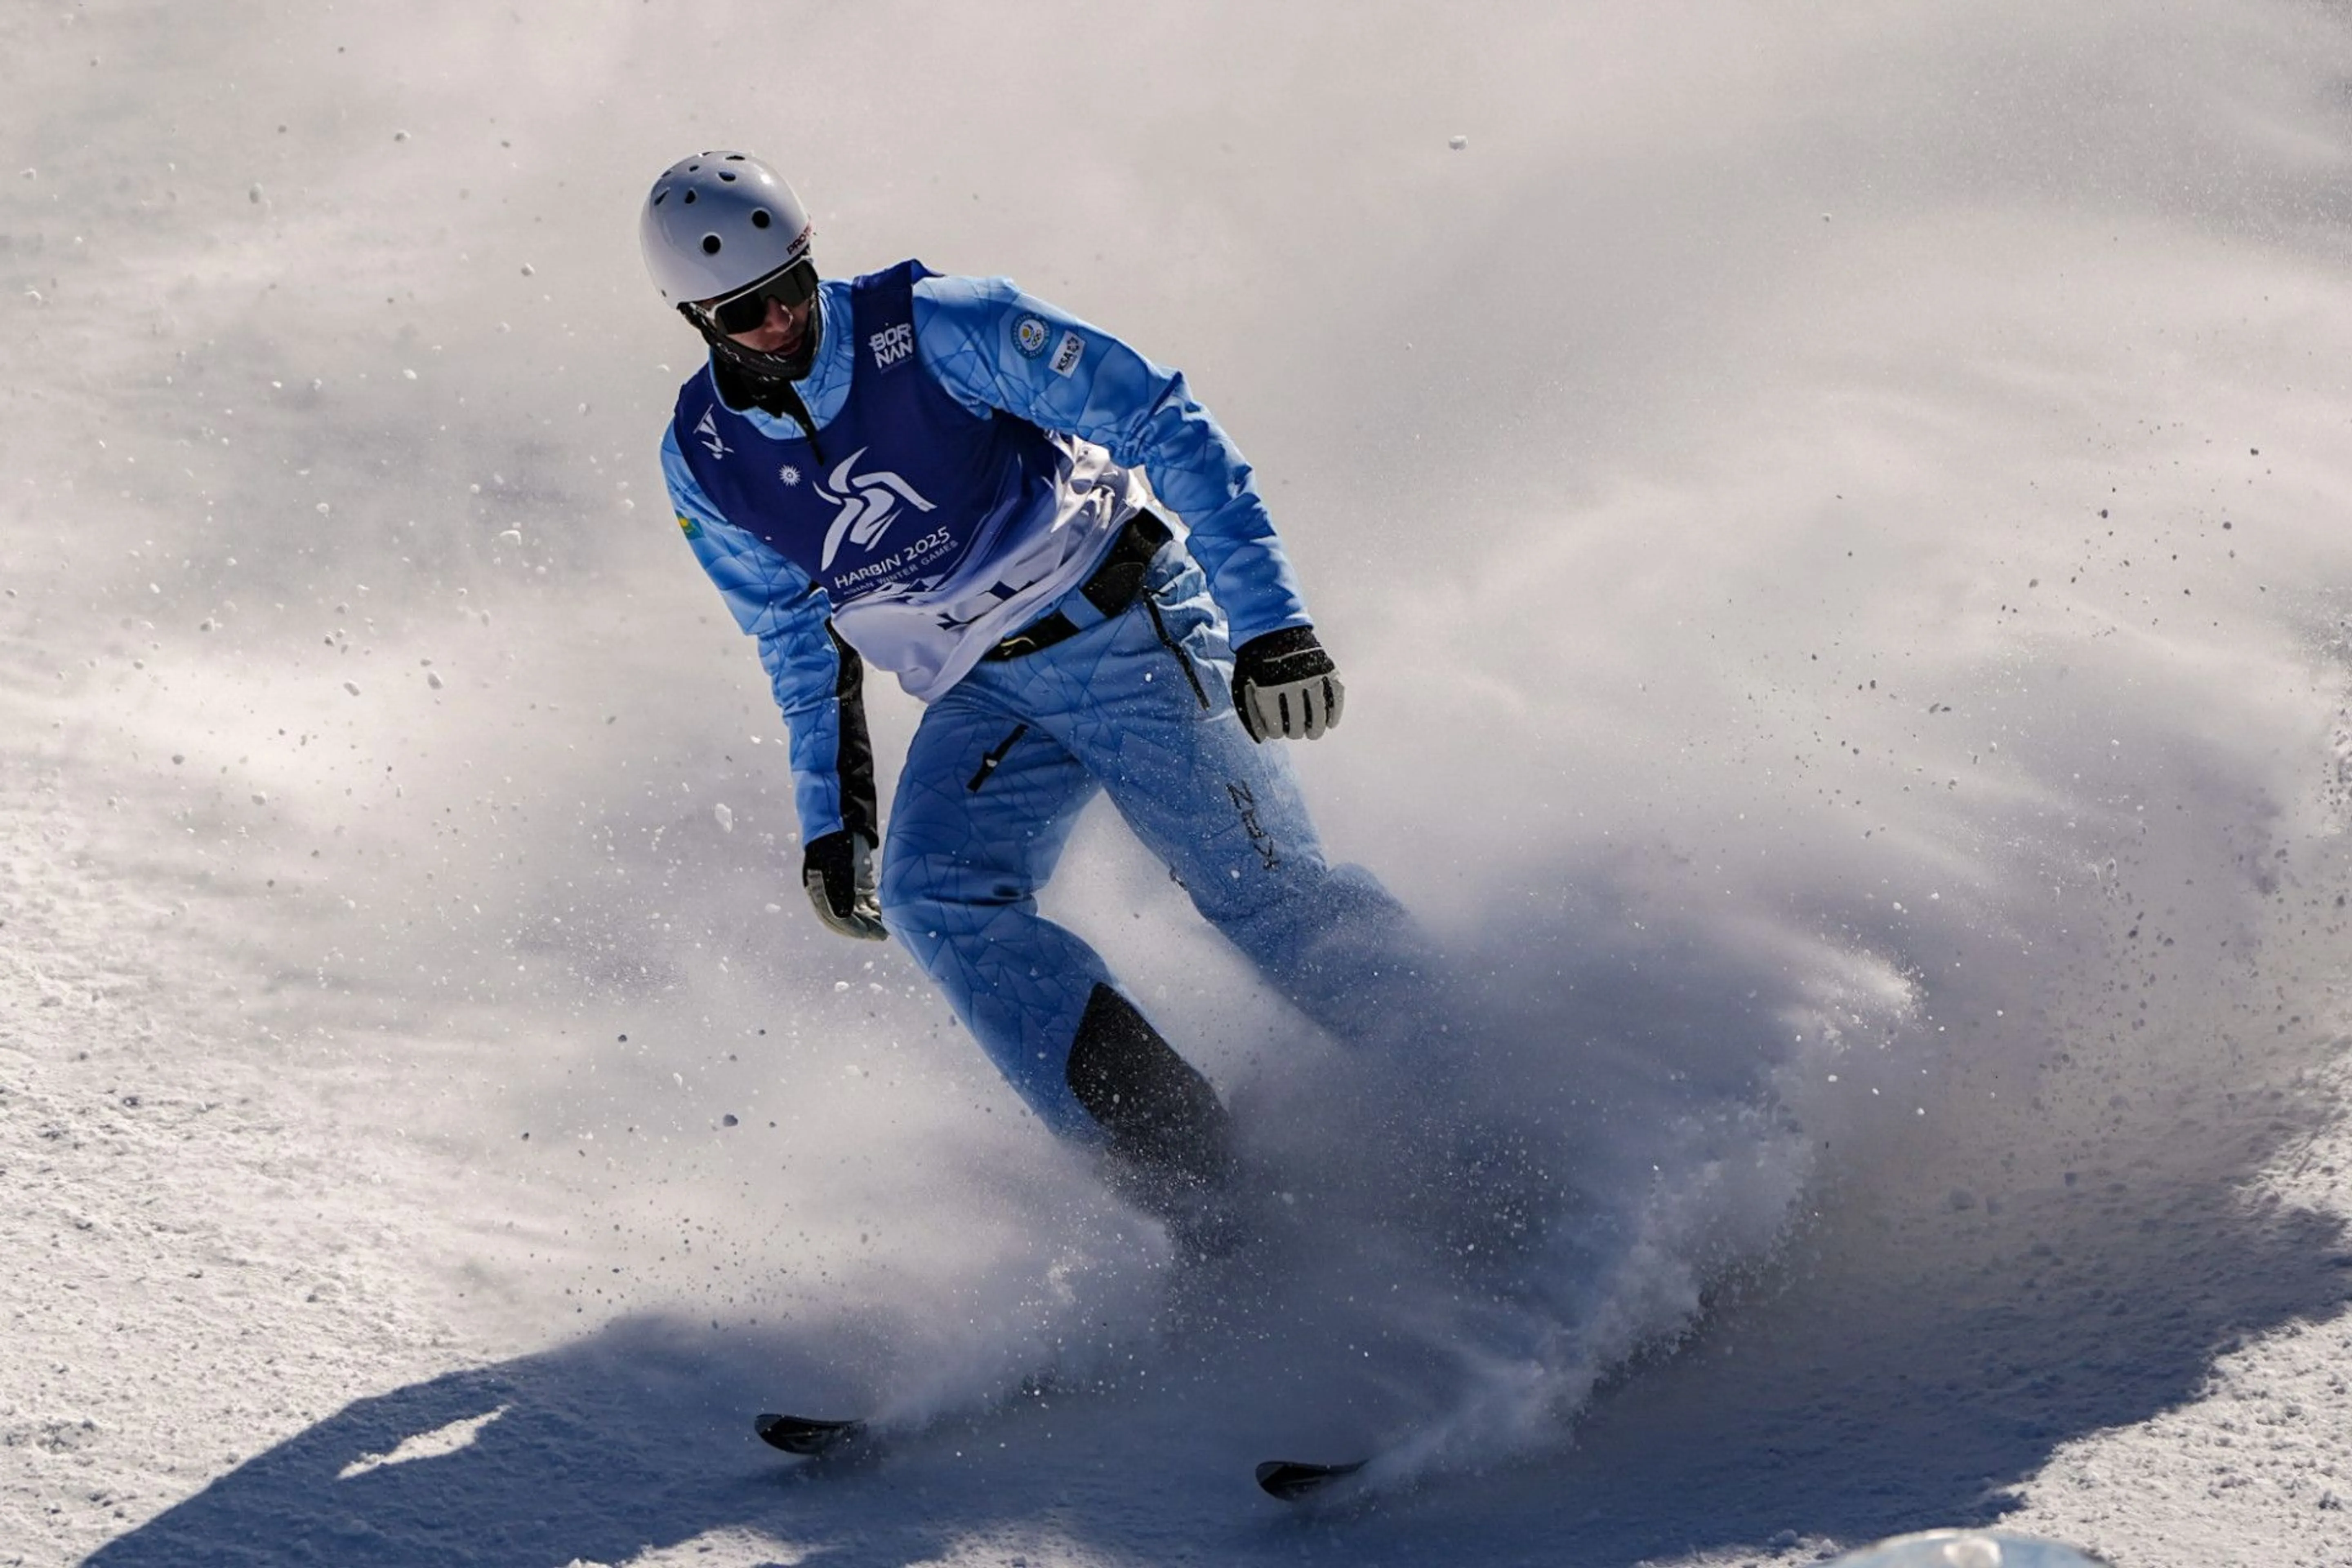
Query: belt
982 510 1173 661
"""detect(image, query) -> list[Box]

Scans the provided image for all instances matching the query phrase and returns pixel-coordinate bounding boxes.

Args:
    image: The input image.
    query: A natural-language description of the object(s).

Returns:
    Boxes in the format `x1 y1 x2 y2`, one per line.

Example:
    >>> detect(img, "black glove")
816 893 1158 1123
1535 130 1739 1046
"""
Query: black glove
802 829 887 941
1230 626 1345 743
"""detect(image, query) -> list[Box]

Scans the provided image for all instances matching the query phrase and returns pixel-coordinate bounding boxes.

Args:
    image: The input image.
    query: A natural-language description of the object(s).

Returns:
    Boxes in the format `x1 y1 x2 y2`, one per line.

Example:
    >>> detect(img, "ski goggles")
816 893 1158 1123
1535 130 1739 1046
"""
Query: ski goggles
697 257 820 336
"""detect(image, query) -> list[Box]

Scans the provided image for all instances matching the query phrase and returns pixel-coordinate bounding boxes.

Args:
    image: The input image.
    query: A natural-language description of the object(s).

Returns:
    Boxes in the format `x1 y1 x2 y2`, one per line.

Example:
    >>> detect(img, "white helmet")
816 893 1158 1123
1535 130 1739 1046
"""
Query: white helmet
639 151 812 306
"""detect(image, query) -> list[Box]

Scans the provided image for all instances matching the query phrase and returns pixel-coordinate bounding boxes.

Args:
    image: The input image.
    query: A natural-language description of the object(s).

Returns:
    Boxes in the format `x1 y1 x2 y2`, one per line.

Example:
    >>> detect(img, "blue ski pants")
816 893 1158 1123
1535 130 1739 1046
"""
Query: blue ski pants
878 540 1433 1140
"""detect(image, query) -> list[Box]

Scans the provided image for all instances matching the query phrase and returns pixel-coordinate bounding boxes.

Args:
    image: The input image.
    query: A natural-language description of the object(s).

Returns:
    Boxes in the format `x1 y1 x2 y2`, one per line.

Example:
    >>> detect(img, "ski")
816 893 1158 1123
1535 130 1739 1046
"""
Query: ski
754 1412 867 1458
1254 1457 1367 1501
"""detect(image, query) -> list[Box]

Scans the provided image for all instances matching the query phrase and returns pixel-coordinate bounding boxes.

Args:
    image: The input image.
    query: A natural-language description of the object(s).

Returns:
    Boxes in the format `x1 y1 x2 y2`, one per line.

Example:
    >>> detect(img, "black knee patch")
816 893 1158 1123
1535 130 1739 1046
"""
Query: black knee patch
1065 984 1233 1190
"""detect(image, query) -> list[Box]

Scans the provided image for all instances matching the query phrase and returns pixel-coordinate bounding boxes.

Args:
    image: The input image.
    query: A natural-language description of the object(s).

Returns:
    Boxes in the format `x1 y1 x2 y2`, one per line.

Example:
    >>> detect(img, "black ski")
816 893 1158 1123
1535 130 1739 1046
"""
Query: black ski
755 1412 867 1457
1254 1457 1367 1501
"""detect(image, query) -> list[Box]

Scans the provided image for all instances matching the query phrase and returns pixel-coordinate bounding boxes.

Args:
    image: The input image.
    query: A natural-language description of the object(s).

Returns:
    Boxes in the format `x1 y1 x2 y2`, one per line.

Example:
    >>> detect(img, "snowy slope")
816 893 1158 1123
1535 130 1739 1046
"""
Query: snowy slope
8 2 2352 1565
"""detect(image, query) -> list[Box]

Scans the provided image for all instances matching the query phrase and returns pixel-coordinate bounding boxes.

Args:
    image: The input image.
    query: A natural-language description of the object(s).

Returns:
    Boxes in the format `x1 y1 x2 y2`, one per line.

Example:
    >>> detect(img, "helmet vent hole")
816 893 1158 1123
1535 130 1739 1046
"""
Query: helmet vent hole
681 189 697 205
750 209 771 228
651 191 667 205
718 170 736 182
701 235 722 255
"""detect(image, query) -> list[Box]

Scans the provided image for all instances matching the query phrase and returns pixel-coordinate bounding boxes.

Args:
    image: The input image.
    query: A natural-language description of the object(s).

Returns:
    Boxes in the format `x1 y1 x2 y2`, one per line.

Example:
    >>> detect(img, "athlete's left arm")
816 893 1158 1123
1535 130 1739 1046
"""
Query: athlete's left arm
911 275 1312 648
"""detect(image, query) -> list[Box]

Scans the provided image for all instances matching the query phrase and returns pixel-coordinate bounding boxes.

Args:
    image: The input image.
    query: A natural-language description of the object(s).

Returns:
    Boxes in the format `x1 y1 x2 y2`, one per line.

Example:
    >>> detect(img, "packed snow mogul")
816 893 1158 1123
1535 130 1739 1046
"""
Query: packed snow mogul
644 151 1430 1242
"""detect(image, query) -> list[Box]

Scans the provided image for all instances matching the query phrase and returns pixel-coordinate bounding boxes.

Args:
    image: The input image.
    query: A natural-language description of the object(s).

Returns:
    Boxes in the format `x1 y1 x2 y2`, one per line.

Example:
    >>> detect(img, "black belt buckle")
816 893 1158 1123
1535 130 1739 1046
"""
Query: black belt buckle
1078 510 1171 619
987 512 1170 662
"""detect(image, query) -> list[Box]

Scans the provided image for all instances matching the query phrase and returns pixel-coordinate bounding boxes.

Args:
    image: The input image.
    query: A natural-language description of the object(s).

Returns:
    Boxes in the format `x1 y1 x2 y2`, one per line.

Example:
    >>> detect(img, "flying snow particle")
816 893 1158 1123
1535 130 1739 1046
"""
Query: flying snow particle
519 264 535 277
316 502 331 515
251 792 267 806
713 803 735 833
342 681 360 696
722 1114 739 1127
1448 134 1468 150
248 184 264 204
392 130 410 143
425 671 444 690
498 529 521 545
401 368 416 381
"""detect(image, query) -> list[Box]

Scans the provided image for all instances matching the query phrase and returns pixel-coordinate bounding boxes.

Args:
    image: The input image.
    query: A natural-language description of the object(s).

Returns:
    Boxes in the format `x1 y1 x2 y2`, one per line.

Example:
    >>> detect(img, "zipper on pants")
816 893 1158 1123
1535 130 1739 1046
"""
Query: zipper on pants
1143 596 1212 711
967 723 1030 792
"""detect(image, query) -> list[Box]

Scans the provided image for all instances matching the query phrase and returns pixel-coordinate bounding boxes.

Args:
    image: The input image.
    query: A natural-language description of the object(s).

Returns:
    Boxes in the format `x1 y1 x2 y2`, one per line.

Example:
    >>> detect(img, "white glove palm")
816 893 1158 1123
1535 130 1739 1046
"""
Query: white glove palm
802 830 887 941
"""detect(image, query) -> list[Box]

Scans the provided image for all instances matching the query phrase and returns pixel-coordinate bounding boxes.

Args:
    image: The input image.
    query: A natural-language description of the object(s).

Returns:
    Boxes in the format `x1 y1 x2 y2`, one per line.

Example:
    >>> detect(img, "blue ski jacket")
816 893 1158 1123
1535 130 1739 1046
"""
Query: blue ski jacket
660 267 1311 846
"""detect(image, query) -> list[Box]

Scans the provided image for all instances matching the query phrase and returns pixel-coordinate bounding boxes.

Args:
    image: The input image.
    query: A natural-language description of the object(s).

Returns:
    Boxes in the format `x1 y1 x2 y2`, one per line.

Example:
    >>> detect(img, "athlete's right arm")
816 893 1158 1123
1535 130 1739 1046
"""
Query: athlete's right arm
662 426 879 849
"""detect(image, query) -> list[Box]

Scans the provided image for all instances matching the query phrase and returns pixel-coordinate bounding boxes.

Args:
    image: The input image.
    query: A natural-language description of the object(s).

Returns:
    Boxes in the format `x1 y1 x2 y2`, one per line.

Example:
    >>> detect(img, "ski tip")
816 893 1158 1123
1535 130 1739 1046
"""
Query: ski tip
1254 1457 1367 1501
755 1412 866 1457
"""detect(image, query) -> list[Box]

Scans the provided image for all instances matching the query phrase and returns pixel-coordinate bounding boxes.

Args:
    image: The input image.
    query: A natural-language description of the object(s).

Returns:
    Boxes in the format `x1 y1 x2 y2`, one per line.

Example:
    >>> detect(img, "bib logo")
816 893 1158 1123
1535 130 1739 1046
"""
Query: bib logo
1013 314 1050 359
868 322 915 370
693 405 732 460
817 447 935 570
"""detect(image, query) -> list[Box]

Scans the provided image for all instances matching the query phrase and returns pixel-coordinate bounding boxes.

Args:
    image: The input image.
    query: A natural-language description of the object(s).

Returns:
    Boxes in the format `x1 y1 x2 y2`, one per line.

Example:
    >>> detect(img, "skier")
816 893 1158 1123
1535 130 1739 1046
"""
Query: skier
643 151 1432 1241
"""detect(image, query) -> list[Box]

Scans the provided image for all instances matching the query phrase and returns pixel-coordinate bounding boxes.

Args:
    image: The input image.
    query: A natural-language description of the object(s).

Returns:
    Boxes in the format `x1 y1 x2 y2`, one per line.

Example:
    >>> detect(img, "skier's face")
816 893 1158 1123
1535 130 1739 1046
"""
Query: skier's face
717 291 815 359
695 256 820 359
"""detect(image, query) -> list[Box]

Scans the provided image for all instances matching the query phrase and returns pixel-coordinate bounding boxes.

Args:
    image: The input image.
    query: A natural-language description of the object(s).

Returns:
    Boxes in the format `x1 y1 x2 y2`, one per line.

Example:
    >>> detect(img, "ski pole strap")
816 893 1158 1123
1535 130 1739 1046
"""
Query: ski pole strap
983 510 1173 662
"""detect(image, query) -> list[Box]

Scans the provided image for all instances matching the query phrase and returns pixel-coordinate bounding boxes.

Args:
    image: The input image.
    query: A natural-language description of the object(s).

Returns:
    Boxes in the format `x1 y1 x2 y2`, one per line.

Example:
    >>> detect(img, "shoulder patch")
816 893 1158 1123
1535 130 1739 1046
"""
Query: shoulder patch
677 513 703 540
1013 314 1051 359
1049 329 1085 377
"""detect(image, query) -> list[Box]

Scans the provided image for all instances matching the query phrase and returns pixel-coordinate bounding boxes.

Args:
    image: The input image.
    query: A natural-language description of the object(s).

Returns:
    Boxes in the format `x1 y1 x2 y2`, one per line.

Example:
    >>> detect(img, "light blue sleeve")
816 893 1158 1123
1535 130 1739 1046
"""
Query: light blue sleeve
911 274 1312 647
661 424 858 843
